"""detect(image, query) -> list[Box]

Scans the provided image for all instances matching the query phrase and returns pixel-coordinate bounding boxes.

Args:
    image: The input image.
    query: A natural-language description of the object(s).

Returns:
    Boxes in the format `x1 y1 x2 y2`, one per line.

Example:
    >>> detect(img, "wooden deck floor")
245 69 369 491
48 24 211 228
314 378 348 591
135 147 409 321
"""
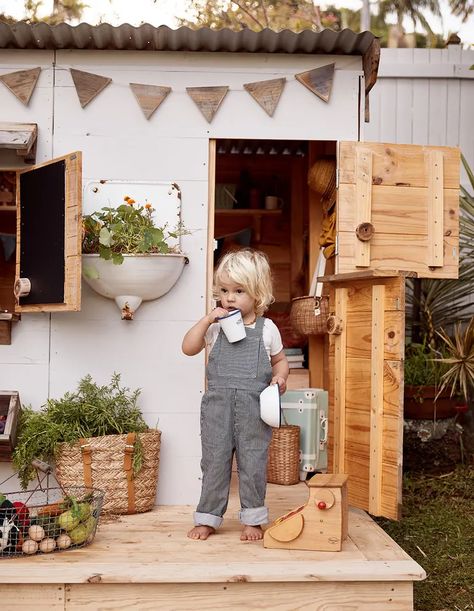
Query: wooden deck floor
0 477 425 610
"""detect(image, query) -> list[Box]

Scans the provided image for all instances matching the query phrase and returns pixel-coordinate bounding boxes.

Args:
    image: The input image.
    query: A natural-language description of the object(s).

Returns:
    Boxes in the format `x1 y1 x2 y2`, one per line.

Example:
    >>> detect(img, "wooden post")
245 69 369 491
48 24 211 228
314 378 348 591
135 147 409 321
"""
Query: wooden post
333 287 348 474
369 284 385 515
427 150 444 268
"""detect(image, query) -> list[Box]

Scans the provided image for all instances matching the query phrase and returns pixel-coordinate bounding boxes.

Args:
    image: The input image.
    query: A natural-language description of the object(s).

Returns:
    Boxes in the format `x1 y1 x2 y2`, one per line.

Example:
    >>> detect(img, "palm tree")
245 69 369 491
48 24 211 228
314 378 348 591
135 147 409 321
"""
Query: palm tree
377 0 442 44
449 0 473 21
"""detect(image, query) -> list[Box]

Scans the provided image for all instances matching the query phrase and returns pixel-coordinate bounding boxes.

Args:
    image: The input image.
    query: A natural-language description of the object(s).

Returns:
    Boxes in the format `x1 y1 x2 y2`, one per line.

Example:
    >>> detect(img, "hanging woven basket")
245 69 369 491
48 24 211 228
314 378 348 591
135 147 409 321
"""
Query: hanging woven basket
55 429 161 515
290 295 330 336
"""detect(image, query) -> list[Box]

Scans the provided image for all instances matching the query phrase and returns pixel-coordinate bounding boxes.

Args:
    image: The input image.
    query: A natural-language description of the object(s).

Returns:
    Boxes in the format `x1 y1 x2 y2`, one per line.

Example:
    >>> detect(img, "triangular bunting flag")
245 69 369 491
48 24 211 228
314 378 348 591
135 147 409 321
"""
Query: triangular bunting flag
129 83 171 119
243 77 286 117
295 63 335 103
186 86 229 123
0 67 41 106
70 69 112 108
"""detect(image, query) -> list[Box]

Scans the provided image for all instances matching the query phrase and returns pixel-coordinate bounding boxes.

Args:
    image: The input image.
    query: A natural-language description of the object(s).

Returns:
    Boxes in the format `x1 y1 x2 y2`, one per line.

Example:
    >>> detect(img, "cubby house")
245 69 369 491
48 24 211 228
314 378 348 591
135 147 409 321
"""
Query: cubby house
0 23 460 609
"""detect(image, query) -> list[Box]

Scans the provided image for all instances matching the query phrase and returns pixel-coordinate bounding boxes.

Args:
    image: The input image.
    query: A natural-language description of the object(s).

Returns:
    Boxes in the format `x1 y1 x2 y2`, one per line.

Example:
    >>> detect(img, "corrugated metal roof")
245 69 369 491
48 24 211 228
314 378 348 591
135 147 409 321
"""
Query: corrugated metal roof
0 22 376 56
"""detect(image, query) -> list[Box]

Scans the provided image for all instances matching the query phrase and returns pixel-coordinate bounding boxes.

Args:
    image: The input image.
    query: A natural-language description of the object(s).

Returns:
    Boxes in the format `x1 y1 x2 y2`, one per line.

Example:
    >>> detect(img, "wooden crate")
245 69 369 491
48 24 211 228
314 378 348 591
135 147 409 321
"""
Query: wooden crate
0 390 21 460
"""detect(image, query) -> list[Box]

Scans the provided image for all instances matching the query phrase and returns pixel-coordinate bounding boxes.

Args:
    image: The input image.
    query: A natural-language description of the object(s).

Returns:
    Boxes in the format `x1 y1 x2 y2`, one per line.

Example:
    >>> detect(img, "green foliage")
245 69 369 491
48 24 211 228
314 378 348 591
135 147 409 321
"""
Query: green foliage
404 341 448 386
376 467 474 610
12 374 149 489
23 0 87 24
82 197 188 265
177 0 342 32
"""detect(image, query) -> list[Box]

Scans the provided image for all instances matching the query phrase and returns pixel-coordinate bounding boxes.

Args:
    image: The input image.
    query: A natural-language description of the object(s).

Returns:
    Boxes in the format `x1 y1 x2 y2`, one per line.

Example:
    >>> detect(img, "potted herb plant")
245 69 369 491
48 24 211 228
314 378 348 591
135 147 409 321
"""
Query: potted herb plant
13 374 161 515
82 196 189 319
404 341 457 420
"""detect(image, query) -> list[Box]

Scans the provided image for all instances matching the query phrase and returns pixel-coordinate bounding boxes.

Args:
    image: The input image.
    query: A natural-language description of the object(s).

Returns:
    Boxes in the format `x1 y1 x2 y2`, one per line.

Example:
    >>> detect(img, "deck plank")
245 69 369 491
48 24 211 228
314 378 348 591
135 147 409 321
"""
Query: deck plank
0 482 425 586
65 582 413 610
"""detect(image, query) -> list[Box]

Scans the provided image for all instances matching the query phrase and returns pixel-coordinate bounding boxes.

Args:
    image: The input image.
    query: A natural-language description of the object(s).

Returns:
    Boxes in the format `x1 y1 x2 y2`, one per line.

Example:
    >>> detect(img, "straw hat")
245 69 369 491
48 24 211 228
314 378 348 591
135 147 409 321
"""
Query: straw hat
307 158 337 213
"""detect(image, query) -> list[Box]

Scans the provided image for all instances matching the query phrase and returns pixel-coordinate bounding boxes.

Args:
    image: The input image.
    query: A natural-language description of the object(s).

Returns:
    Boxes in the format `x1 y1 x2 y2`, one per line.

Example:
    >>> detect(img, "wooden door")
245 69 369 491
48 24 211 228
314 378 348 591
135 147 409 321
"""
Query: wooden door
15 152 82 312
337 142 460 279
327 271 405 520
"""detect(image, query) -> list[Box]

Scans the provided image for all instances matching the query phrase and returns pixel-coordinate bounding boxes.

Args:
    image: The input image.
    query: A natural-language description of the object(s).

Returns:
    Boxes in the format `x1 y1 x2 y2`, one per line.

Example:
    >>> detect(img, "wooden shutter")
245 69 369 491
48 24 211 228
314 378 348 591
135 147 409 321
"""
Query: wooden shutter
15 152 82 312
337 142 460 279
327 271 405 520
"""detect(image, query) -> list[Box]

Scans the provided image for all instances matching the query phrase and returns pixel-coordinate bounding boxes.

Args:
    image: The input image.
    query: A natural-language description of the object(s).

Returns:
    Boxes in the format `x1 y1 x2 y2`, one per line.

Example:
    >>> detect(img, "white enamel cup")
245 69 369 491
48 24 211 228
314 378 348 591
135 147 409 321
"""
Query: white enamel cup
218 309 246 343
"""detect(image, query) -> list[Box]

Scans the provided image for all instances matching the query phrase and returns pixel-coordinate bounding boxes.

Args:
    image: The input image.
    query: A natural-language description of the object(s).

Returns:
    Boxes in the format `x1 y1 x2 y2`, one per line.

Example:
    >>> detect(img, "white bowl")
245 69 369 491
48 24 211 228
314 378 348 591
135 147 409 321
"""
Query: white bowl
259 384 281 428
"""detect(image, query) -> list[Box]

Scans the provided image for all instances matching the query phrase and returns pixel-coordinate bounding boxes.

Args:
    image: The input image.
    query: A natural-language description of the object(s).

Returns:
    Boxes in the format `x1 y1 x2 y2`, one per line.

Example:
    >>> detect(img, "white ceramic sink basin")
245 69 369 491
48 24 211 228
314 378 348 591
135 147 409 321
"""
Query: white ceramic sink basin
82 253 187 319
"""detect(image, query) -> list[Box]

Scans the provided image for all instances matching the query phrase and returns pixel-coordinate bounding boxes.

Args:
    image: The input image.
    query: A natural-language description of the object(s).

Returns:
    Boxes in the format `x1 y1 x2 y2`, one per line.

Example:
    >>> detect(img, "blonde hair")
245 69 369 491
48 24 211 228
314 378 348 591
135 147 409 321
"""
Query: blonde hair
214 248 274 316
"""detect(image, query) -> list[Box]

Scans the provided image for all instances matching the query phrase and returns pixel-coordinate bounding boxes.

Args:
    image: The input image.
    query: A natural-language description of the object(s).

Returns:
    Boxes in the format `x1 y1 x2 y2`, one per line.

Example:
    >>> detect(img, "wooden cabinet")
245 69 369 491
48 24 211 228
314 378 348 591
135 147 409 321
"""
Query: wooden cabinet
15 152 82 312
336 141 460 279
324 141 461 520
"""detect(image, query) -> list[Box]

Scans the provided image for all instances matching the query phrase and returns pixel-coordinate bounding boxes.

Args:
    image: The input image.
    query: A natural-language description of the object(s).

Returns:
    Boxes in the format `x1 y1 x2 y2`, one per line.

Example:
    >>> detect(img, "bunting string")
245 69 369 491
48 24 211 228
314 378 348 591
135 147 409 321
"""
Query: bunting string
0 64 336 121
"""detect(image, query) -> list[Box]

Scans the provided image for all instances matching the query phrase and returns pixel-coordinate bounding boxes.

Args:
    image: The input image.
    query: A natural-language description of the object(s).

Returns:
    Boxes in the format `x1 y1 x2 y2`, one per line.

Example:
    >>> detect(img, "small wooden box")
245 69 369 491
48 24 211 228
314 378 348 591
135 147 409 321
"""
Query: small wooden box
264 473 348 551
0 391 21 460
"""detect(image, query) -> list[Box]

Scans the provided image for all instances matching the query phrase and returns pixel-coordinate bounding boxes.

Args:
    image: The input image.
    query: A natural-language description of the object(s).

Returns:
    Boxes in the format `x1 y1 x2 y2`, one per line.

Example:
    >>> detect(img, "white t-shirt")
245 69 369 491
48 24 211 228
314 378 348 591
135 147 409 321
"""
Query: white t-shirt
205 318 283 360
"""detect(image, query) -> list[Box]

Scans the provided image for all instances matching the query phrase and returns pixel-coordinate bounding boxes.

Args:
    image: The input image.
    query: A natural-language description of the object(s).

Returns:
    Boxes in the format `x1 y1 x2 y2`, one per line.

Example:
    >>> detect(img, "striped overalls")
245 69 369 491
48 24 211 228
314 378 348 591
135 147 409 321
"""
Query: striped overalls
194 317 273 528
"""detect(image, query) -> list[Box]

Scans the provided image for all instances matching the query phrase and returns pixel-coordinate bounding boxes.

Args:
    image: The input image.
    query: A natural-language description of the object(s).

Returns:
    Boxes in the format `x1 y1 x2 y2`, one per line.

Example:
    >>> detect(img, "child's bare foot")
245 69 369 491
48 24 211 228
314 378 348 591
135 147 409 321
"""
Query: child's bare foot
240 525 263 541
187 525 215 540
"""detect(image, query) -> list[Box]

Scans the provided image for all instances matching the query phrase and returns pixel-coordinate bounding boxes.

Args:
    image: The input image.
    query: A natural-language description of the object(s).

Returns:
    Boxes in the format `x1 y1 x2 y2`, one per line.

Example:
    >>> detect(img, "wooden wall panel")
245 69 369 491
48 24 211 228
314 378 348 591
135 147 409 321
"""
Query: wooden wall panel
328 274 405 520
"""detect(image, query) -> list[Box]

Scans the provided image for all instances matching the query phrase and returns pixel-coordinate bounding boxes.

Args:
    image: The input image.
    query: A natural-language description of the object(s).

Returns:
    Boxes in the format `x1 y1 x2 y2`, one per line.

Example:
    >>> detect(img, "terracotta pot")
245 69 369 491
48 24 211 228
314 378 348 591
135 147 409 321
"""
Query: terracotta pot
404 386 459 419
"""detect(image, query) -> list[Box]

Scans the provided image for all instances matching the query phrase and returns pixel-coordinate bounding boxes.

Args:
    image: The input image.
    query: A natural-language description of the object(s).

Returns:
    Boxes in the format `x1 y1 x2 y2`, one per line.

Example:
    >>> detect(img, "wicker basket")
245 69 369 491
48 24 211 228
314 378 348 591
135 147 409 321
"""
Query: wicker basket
55 430 161 515
267 425 300 485
290 295 329 336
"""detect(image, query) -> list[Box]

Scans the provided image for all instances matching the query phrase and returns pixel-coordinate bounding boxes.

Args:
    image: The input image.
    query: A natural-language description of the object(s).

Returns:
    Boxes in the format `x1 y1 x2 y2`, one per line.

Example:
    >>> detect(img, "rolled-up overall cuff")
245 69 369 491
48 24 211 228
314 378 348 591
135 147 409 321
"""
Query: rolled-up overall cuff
238 506 269 526
193 511 223 529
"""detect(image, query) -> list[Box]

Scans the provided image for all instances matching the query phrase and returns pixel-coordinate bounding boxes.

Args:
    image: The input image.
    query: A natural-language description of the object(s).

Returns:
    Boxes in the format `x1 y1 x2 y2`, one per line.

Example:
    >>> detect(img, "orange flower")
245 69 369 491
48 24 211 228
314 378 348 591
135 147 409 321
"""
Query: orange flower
124 196 130 202
127 198 135 205
145 203 152 209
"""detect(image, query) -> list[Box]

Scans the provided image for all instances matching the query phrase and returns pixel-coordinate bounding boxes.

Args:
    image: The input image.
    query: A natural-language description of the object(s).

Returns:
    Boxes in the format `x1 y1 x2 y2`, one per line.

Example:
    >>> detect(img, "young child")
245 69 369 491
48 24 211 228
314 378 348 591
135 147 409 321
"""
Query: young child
182 248 289 542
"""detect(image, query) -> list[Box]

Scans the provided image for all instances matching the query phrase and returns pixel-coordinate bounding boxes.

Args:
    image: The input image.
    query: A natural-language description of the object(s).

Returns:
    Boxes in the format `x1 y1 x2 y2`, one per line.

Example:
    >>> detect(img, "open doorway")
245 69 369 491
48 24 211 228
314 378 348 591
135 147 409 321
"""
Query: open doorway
210 138 337 388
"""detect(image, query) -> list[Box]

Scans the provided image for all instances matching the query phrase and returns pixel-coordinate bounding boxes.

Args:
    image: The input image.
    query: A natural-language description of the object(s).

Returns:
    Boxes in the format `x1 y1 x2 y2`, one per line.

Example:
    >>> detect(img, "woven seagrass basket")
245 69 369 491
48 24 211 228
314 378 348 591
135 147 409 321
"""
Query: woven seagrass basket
290 295 329 336
55 429 161 515
267 424 300 486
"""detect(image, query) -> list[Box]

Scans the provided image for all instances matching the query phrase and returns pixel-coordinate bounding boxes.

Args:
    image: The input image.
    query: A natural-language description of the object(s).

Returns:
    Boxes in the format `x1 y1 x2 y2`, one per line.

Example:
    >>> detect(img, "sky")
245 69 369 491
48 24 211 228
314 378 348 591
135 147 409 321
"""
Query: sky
1 0 473 44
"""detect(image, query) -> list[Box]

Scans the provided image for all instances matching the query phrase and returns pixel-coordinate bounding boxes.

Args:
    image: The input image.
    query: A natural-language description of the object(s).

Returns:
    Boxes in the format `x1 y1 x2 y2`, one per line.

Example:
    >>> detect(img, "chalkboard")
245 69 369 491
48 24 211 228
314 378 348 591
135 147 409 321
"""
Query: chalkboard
19 160 65 304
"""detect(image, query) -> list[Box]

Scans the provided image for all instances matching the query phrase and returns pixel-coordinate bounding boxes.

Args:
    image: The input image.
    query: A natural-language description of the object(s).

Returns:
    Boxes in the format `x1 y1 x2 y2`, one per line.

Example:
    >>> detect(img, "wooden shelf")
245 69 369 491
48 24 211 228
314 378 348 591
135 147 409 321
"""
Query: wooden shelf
215 209 282 242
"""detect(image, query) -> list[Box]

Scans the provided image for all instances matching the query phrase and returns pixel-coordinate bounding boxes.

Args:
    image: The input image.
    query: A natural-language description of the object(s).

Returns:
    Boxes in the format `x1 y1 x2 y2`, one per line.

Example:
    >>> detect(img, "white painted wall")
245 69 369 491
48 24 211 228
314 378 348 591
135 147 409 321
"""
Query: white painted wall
0 49 362 503
364 47 474 181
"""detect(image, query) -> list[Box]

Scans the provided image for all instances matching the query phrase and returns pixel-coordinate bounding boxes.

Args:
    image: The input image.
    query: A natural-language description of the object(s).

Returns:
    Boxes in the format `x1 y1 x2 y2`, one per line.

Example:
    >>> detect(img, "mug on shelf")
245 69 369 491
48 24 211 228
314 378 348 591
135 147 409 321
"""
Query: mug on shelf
264 196 284 210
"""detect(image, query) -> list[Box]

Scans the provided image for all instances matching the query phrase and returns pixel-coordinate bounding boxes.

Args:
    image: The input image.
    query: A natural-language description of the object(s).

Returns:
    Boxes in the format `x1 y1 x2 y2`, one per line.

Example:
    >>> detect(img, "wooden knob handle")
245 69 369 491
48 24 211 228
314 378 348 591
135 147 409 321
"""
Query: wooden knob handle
14 278 31 298
327 315 343 335
355 222 375 242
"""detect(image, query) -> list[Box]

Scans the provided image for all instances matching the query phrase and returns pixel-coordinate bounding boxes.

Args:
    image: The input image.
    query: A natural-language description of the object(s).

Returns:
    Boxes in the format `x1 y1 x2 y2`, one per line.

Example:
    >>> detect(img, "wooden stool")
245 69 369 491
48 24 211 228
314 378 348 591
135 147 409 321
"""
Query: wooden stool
264 473 348 551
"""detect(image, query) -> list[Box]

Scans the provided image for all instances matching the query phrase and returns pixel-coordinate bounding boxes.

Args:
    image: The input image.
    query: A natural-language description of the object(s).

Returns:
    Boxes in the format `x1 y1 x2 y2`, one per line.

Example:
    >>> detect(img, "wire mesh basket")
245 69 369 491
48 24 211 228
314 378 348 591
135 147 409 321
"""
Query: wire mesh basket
0 461 104 558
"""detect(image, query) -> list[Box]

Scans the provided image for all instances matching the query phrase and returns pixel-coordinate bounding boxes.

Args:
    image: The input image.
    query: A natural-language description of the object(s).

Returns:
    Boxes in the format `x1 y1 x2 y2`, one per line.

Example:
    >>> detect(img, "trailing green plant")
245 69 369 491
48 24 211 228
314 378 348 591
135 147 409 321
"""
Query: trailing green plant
434 317 474 404
13 373 149 489
82 196 189 265
406 154 474 346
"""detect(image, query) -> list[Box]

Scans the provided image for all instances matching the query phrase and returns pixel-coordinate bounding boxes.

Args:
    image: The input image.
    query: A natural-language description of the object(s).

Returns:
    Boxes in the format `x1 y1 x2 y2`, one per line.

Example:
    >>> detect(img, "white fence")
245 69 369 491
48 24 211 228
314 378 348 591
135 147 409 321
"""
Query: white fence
365 47 474 183
366 46 474 312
